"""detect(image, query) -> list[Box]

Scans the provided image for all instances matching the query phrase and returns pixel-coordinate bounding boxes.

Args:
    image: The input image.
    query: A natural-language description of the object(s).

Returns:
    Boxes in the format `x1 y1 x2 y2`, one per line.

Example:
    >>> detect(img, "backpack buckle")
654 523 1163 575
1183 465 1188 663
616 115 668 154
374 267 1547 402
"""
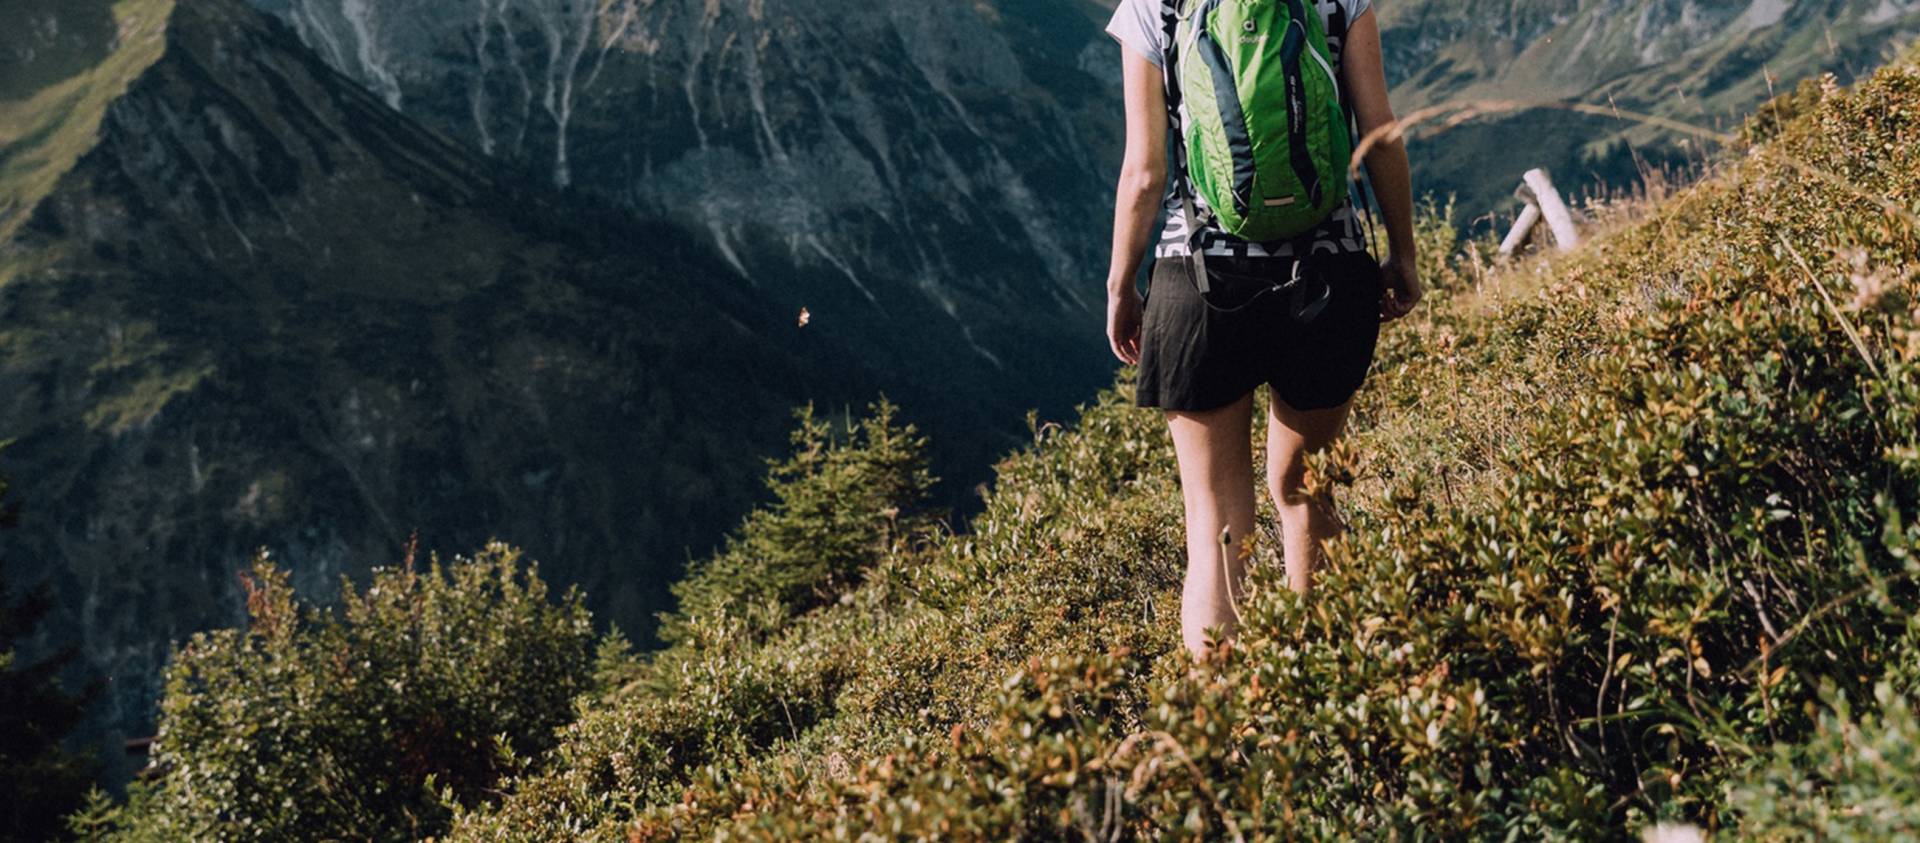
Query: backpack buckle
1287 256 1333 323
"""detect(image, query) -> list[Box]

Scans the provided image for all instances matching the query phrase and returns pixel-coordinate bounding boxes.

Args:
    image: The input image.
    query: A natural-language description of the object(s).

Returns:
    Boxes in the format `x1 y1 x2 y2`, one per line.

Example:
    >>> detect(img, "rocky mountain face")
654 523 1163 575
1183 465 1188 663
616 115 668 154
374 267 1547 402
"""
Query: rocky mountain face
249 0 1123 402
1381 0 1920 106
250 0 1920 235
0 0 930 766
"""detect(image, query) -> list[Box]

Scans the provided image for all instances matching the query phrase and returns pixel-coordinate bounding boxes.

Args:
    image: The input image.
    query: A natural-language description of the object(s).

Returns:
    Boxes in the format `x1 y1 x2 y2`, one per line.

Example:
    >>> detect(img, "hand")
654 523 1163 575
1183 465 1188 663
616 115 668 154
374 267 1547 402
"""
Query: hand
1107 286 1143 365
1380 255 1423 322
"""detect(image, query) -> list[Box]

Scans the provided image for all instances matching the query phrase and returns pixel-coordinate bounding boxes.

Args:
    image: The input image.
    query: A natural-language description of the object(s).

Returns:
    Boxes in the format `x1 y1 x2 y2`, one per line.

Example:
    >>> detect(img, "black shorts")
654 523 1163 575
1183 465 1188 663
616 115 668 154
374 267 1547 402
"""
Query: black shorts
1134 251 1383 413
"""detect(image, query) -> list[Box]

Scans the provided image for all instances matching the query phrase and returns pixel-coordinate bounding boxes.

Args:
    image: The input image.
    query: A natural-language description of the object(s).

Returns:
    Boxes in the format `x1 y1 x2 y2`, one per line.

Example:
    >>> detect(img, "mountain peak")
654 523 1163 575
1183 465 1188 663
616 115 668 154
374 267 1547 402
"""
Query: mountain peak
0 0 173 243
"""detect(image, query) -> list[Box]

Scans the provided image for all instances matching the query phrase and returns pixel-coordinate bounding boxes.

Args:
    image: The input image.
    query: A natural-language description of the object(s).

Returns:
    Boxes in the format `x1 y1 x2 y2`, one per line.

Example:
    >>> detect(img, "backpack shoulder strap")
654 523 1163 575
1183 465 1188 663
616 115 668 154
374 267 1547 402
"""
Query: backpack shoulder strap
1160 0 1212 291
1159 0 1181 70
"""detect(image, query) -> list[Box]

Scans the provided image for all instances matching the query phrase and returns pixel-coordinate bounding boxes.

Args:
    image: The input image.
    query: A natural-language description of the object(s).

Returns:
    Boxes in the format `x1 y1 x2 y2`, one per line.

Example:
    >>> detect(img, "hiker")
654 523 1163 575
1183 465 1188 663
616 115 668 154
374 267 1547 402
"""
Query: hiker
1103 0 1421 656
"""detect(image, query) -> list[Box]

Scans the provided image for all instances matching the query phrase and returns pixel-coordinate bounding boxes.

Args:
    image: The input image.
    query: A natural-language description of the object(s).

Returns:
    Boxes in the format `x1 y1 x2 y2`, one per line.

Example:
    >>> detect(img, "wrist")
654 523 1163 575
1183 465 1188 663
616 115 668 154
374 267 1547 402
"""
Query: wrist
1107 277 1139 297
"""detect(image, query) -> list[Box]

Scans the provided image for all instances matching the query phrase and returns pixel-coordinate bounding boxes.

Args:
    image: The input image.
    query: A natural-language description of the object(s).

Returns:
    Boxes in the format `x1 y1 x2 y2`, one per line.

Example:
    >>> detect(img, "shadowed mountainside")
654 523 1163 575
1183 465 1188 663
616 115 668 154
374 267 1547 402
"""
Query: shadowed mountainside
0 0 901 769
249 0 1920 234
248 0 1123 417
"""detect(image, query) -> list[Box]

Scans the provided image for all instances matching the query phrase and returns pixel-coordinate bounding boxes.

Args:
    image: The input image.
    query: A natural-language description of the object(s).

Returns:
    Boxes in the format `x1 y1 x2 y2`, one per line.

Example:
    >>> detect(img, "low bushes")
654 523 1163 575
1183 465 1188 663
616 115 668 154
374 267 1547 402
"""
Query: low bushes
87 54 1920 843
469 55 1920 840
1728 622 1920 841
79 546 594 841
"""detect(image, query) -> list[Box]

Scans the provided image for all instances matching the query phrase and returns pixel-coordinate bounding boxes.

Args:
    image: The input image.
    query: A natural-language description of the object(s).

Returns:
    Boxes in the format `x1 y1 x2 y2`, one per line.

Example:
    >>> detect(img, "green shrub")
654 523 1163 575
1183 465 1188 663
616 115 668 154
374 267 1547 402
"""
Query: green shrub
655 399 940 649
456 54 1920 841
89 544 593 841
450 389 1188 841
1728 655 1920 839
441 401 967 840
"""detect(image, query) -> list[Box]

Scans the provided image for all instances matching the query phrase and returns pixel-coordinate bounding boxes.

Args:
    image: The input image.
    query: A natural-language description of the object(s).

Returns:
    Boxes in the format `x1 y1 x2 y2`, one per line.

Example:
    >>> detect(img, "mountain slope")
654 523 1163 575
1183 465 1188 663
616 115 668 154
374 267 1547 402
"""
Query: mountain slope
1380 0 1920 108
1378 0 1920 218
250 0 1920 241
442 47 1920 840
245 0 1123 430
0 0 170 243
0 0 889 760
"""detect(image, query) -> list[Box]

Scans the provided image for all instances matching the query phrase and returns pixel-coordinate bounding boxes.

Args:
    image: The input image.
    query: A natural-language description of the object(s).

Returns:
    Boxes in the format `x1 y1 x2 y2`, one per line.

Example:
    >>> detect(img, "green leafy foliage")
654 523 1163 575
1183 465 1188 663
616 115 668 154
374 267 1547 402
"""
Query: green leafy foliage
85 544 593 841
452 55 1920 841
447 380 1186 841
71 51 1920 843
1728 632 1920 841
656 400 941 648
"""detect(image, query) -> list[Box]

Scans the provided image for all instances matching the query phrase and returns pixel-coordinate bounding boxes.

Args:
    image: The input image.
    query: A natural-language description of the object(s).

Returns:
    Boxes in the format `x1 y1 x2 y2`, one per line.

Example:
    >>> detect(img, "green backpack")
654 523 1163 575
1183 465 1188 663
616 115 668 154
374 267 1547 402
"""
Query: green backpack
1167 0 1350 245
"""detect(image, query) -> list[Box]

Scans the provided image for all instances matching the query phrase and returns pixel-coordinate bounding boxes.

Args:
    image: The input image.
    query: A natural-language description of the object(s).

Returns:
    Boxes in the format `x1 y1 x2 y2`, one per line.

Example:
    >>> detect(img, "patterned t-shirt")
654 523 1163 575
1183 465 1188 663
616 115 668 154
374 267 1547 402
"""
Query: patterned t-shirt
1106 0 1374 259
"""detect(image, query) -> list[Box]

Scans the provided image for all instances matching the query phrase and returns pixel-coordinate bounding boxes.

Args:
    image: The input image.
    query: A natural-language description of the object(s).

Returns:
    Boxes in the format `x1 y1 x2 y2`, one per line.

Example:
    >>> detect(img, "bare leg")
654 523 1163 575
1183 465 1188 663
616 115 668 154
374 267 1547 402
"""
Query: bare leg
1264 389 1353 594
1166 392 1258 658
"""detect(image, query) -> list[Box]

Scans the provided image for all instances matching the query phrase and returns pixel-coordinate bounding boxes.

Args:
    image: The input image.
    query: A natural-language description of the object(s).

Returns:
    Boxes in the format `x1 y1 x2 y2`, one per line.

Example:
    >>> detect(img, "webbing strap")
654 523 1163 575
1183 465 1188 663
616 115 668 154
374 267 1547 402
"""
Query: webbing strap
1163 0 1211 294
1281 0 1324 208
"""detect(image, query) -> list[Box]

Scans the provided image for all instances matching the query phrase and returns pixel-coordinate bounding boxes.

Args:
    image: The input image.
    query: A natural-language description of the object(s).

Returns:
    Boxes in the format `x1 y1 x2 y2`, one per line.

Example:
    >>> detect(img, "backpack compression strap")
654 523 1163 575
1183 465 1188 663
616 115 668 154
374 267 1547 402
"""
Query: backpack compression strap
1277 0 1326 208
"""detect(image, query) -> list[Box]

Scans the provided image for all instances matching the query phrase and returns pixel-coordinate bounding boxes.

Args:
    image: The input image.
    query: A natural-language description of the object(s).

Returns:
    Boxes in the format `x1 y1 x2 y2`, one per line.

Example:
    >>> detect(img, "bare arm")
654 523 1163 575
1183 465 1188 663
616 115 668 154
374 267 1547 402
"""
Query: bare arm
1106 51 1169 296
1339 7 1423 320
1104 49 1169 363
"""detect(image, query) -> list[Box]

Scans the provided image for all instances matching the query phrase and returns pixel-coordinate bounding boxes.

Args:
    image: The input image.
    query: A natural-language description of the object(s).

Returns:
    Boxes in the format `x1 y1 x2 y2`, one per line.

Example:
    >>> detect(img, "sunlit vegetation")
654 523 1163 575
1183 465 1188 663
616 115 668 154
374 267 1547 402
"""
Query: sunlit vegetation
74 44 1920 843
